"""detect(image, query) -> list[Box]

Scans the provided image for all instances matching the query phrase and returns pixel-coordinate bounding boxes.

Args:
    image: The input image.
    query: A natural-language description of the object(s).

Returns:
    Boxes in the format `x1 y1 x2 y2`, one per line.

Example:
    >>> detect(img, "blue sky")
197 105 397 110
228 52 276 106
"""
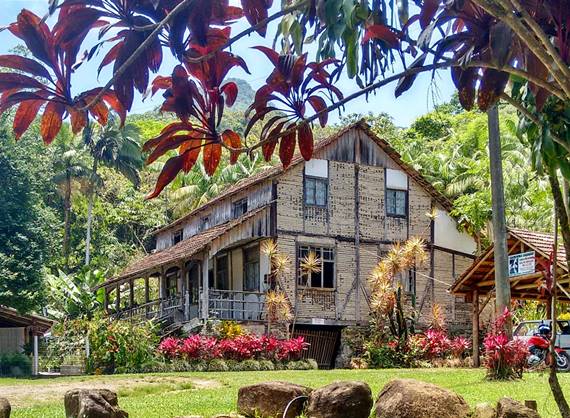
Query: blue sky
0 0 456 127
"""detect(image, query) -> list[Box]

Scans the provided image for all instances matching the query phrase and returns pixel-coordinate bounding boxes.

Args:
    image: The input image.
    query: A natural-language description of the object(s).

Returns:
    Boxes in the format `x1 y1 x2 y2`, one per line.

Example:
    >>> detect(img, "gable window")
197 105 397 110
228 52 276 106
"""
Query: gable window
172 229 184 245
198 215 210 232
243 245 260 291
304 177 328 207
297 246 335 289
386 189 407 217
232 198 248 218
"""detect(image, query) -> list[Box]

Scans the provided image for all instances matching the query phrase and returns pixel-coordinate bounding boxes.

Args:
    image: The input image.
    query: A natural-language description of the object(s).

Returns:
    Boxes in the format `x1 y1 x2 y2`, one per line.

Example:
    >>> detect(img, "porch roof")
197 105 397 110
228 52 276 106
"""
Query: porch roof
0 306 53 334
450 228 570 302
100 206 269 289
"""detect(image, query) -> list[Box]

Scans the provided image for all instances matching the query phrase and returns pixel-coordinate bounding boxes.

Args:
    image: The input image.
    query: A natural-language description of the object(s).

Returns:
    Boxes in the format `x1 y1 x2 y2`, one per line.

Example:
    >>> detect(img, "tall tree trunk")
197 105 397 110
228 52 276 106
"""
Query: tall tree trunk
547 171 570 418
85 160 98 266
487 105 512 336
63 174 72 270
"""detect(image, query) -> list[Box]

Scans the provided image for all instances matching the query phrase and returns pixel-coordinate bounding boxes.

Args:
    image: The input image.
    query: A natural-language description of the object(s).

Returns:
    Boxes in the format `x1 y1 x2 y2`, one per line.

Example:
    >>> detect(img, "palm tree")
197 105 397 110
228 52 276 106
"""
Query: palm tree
82 118 143 265
52 141 90 270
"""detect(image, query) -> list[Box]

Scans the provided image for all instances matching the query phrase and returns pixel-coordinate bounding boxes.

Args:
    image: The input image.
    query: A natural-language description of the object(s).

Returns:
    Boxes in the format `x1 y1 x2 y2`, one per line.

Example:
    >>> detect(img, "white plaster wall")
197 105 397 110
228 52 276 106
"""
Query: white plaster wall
434 209 477 255
386 168 408 190
305 159 328 178
259 240 271 292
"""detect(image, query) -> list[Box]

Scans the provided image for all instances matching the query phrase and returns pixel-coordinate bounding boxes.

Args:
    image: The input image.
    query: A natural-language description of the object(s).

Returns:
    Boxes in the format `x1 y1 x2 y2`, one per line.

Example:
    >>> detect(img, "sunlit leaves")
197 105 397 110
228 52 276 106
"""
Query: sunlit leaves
247 49 342 166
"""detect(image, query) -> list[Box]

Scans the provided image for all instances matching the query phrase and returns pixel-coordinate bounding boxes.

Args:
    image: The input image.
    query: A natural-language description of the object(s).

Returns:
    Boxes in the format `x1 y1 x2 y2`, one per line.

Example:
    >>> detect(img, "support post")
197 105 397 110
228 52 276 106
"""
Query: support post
103 288 108 314
472 289 480 368
33 334 39 376
129 279 135 316
487 105 512 337
202 256 209 320
115 284 120 313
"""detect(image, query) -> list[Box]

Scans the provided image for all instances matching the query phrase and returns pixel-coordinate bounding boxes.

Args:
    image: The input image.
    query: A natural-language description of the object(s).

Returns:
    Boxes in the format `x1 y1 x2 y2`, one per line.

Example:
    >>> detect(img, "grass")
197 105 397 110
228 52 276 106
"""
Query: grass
1 368 568 418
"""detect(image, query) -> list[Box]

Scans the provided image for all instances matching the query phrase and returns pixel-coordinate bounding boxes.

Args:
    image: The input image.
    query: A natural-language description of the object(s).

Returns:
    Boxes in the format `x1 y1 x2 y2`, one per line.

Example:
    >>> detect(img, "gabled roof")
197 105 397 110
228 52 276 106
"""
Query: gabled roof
450 228 569 302
154 120 454 235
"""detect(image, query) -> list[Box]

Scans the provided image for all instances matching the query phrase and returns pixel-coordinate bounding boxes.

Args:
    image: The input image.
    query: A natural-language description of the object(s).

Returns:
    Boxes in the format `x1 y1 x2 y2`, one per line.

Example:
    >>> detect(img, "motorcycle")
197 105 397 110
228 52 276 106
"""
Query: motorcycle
527 330 570 372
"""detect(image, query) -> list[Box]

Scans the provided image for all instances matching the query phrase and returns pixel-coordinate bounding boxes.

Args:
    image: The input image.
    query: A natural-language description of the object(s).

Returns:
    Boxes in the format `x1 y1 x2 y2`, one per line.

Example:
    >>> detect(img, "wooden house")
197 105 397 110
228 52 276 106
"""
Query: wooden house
98 121 477 363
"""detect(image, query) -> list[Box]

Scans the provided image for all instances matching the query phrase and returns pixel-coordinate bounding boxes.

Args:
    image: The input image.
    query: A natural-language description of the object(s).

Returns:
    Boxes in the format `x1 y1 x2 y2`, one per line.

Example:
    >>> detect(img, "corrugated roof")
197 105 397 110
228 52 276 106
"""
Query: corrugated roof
102 206 268 287
153 121 454 235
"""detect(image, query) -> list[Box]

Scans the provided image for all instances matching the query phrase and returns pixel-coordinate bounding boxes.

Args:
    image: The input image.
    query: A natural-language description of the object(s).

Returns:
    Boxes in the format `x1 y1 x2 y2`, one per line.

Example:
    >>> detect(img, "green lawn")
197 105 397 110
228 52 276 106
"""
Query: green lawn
1 369 567 418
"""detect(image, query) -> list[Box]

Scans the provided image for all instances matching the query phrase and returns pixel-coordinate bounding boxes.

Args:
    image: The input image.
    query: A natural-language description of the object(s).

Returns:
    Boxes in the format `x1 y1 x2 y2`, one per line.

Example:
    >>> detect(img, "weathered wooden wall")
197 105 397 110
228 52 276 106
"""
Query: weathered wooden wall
274 128 475 331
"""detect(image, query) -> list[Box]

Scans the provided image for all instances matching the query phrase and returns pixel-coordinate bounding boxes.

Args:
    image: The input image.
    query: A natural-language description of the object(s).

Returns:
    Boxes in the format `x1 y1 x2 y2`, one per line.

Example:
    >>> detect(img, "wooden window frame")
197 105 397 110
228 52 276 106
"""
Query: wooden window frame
171 229 184 245
243 244 260 292
297 245 336 290
385 188 408 218
303 175 328 208
232 198 248 219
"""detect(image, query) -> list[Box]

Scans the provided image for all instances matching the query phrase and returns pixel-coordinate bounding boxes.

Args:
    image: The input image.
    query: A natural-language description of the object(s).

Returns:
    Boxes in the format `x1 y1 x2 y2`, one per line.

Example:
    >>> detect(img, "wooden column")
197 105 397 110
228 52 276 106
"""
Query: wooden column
202 256 209 320
115 284 120 312
129 280 135 310
144 277 150 303
103 288 109 313
472 288 480 368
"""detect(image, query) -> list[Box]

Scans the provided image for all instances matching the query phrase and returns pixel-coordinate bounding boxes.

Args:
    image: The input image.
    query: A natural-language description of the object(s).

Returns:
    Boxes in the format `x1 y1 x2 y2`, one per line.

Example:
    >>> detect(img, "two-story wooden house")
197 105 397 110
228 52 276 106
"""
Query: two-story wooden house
98 121 477 359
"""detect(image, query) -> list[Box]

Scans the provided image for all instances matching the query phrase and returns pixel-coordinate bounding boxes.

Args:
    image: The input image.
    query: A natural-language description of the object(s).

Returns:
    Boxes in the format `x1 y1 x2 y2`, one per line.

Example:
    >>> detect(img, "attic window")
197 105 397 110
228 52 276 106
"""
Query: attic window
304 177 328 207
386 189 407 218
172 229 184 245
232 198 248 218
199 215 210 232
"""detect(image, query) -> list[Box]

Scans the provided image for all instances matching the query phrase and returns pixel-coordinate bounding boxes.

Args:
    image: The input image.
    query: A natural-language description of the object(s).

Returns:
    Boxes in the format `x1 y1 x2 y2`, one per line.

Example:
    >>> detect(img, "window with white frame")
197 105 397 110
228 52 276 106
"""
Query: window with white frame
297 246 335 288
386 188 407 217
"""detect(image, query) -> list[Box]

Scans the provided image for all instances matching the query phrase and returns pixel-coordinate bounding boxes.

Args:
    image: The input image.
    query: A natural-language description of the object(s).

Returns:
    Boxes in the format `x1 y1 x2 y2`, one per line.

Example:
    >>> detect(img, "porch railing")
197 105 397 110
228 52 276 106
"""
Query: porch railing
207 289 266 321
109 290 265 323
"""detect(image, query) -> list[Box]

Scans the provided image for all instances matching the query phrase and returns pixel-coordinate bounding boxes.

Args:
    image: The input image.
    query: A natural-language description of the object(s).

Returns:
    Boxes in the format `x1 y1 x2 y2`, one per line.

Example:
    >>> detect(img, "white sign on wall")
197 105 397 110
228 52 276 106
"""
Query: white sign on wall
508 251 536 277
311 318 325 325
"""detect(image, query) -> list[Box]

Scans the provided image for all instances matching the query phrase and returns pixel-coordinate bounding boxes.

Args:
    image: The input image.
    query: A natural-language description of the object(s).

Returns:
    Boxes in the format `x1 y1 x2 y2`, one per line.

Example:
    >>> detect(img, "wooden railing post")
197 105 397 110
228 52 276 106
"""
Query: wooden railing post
202 257 209 320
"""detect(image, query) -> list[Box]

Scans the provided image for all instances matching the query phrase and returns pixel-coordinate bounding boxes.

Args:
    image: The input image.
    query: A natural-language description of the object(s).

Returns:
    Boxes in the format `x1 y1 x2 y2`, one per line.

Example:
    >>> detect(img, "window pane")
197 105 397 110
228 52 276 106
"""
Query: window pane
323 261 334 288
315 179 327 206
395 190 406 215
310 271 321 288
305 178 316 205
386 190 395 214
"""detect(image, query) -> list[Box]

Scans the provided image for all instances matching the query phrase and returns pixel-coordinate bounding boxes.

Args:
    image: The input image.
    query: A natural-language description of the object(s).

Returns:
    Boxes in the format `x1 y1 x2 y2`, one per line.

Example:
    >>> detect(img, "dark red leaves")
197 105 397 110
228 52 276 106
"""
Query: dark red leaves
203 142 222 176
221 82 238 107
477 69 509 111
419 0 440 29
362 24 400 48
11 10 54 66
279 129 296 168
241 0 272 36
451 66 478 111
297 123 313 161
13 100 44 140
0 55 52 81
0 73 44 92
147 153 186 199
41 102 66 144
222 130 242 164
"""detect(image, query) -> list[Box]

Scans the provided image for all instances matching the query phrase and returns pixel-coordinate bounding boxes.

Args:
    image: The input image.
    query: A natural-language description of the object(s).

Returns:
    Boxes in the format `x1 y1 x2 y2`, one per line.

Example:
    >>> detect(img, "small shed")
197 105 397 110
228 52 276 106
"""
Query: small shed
450 228 570 366
0 306 53 375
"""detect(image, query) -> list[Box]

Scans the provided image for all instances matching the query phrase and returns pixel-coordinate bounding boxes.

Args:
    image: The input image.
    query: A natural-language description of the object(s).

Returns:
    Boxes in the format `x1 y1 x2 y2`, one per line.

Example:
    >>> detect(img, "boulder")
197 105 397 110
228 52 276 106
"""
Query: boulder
0 397 10 418
496 398 540 418
237 381 312 418
375 379 470 418
473 403 497 418
64 389 128 418
305 381 373 418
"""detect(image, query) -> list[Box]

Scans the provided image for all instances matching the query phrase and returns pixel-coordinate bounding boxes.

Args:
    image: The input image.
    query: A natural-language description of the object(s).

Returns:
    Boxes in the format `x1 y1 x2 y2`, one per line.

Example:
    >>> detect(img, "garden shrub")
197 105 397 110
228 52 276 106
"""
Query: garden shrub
208 359 229 372
258 359 275 371
0 352 32 376
483 309 527 380
240 359 262 371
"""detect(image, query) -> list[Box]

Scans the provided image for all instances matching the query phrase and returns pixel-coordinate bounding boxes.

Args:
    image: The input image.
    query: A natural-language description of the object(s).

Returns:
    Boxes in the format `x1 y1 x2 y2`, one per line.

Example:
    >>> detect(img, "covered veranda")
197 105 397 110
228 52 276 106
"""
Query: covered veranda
96 206 272 325
450 228 570 366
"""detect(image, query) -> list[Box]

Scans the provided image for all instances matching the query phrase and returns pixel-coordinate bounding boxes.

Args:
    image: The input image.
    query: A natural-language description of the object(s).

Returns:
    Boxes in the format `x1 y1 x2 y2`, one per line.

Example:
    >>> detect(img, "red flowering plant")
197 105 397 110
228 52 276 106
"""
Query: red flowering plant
157 336 181 359
483 308 527 380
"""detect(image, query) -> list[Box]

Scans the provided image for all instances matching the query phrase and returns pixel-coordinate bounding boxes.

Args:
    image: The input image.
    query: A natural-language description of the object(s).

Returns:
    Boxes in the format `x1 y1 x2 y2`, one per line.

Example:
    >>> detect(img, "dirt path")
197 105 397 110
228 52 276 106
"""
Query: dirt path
0 375 221 408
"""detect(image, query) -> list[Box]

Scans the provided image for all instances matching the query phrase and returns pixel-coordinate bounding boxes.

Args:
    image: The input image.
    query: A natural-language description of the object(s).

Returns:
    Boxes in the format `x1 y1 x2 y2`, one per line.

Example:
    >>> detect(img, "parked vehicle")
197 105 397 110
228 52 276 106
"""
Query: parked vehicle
523 323 570 371
514 320 570 349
